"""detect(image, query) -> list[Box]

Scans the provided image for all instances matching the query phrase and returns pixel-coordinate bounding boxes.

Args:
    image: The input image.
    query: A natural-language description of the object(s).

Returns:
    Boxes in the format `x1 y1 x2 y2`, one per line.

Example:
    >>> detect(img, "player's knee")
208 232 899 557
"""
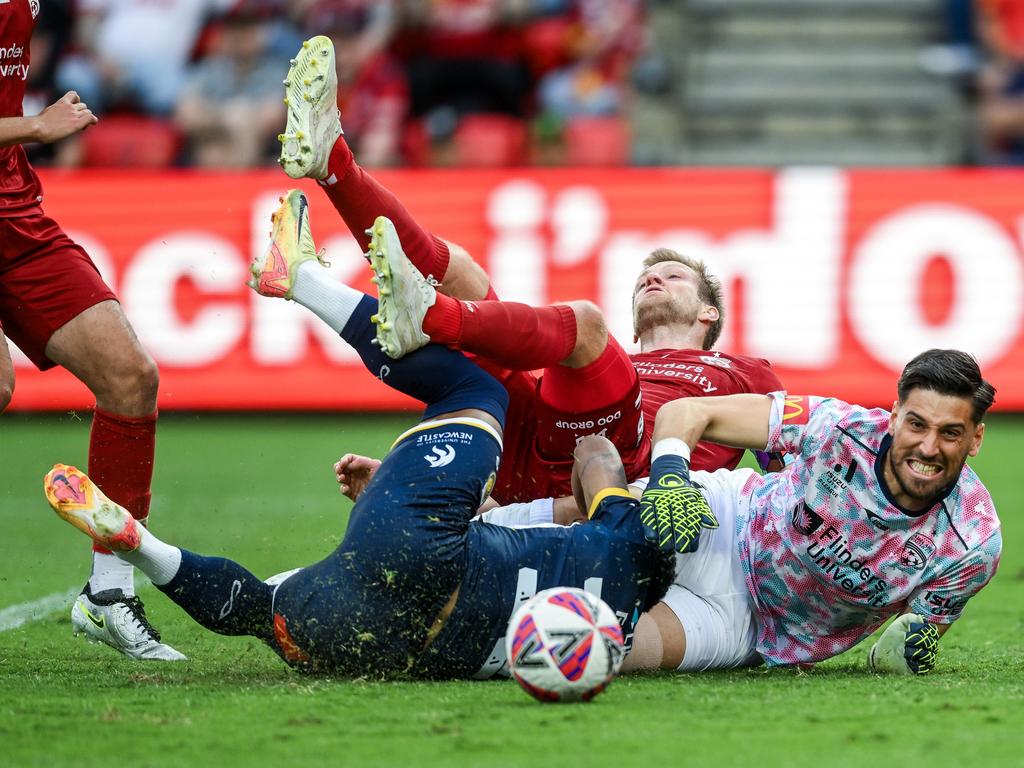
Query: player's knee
566 301 608 364
106 353 160 410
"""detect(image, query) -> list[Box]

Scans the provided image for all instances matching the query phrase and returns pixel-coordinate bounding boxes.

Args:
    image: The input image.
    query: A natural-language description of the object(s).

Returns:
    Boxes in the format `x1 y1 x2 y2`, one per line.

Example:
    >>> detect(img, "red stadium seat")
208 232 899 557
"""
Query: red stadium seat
81 116 180 168
564 116 630 166
454 115 529 168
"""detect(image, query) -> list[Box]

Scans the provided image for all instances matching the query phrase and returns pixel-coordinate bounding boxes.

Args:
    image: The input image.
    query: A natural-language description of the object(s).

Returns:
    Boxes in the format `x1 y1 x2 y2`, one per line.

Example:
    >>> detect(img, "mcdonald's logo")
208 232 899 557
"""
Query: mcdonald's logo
783 395 810 424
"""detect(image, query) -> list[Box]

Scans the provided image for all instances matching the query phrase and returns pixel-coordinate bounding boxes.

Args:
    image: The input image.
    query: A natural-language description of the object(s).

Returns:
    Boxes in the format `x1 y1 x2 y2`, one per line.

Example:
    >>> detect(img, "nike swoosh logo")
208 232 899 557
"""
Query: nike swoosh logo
81 604 105 629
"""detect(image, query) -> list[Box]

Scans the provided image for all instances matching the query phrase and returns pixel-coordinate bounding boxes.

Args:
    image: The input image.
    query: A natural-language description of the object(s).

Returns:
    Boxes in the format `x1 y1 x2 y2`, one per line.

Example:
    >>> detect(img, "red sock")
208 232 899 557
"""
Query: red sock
88 408 157 554
320 137 450 282
539 336 636 411
424 298 577 370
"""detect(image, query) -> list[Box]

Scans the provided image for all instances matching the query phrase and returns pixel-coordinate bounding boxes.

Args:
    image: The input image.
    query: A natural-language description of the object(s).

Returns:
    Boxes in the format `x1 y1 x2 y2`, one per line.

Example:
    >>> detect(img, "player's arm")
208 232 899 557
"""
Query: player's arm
0 92 98 148
571 435 629 519
654 394 773 452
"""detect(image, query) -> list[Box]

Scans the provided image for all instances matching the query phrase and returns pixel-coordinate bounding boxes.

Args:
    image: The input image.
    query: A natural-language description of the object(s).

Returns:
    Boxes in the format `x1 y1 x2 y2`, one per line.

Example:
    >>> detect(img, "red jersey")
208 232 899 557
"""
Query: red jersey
631 348 784 471
0 0 43 218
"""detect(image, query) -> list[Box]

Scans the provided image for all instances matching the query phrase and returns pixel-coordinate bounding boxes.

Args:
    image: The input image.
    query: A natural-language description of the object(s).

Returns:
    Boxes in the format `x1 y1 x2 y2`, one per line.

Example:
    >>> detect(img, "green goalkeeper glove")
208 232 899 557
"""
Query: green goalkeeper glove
639 454 718 554
868 613 940 675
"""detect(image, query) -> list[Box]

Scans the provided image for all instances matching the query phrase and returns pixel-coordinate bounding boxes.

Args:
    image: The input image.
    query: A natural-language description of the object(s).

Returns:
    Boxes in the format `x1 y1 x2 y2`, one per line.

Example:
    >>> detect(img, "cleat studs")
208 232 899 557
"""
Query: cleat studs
283 97 289 106
371 314 380 323
303 78 311 86
302 41 310 49
290 57 297 64
283 79 290 86
303 93 311 102
380 287 391 297
381 322 392 331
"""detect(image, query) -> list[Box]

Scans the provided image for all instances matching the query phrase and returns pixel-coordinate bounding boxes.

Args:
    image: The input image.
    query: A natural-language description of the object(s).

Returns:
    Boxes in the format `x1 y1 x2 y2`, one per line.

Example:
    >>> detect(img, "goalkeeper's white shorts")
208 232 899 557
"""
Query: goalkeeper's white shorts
661 468 761 671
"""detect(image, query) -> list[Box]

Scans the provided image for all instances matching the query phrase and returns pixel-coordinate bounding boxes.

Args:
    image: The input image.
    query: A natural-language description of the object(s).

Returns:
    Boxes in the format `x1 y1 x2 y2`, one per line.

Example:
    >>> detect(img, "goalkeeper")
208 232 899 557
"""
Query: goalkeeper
619 348 1001 675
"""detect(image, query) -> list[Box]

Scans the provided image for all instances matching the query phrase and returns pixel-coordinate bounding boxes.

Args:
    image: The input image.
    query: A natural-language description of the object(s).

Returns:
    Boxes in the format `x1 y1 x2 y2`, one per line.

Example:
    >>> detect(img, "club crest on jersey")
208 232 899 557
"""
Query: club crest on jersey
899 533 935 571
699 352 732 369
30 0 40 18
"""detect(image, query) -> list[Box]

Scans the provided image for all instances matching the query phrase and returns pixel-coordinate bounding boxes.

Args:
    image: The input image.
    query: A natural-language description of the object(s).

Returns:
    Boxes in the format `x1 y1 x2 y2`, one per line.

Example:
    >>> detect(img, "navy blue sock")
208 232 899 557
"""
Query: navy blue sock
158 550 275 642
341 295 508 426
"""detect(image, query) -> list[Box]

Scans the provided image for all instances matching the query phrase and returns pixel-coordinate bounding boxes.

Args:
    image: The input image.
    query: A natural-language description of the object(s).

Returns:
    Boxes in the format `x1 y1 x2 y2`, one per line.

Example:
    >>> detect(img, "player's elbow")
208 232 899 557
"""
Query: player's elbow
573 434 617 465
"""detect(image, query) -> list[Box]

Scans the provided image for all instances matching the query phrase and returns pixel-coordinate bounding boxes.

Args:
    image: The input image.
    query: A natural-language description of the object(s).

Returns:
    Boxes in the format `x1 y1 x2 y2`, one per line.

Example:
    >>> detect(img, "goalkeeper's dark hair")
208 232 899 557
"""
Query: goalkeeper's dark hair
641 549 677 613
897 349 995 424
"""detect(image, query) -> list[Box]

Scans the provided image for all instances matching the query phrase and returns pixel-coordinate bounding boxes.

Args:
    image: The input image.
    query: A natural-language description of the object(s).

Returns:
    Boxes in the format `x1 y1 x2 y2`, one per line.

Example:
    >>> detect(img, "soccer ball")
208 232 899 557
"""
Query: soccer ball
505 587 626 702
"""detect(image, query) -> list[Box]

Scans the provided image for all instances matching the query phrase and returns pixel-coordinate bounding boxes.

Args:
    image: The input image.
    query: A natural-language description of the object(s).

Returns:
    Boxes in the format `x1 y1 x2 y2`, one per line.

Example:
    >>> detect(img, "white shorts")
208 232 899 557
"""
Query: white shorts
661 468 761 671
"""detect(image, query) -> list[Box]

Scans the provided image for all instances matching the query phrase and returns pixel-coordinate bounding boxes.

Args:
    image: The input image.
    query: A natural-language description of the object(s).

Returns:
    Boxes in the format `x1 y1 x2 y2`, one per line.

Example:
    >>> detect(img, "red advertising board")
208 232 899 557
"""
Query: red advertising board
7 167 1024 411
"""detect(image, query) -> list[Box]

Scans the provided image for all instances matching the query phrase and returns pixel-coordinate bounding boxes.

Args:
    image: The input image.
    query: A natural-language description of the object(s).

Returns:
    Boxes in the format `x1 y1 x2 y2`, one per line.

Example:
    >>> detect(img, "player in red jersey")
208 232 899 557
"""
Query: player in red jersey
272 35 782 504
1 2 181 660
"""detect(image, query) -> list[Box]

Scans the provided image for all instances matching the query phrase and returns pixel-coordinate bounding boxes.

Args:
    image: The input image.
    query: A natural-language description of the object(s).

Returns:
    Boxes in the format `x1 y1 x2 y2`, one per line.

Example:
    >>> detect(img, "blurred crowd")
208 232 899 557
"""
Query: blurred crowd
25 0 647 169
932 0 1024 163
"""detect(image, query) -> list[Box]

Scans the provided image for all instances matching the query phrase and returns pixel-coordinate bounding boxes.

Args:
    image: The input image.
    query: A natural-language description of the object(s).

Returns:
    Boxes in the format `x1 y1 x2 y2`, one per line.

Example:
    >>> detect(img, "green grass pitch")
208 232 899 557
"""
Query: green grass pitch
1 413 1022 767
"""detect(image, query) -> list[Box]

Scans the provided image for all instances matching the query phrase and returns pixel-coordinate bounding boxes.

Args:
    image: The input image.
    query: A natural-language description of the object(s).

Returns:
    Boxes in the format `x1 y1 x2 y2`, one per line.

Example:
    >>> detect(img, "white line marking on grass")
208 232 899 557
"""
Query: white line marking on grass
0 576 155 632
0 587 79 631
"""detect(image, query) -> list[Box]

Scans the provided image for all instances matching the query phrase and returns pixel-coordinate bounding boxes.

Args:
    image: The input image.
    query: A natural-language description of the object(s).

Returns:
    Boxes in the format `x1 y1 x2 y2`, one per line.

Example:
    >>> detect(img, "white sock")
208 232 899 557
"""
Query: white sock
119 526 183 587
651 438 691 463
291 261 365 333
89 551 135 595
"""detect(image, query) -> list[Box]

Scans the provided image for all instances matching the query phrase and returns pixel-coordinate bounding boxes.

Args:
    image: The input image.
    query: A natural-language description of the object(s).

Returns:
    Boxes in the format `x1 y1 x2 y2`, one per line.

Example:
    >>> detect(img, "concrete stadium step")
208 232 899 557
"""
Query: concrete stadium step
698 16 941 47
686 79 958 111
686 112 949 143
680 140 954 167
686 0 939 14
692 48 927 79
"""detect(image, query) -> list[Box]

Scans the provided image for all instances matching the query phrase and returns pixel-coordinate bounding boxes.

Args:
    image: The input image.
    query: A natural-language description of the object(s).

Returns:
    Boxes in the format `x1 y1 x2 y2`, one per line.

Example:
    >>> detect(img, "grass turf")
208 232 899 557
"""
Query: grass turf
1 413 1022 767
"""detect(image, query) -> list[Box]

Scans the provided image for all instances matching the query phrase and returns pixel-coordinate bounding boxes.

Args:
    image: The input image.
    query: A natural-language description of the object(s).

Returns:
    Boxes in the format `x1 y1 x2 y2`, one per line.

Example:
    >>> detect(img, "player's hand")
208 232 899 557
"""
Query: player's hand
34 91 98 144
868 613 941 675
334 453 380 502
639 454 718 554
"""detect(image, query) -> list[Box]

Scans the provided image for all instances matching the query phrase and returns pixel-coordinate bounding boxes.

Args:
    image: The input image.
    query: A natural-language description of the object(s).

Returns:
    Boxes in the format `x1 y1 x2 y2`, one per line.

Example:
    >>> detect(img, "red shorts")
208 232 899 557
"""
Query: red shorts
0 213 116 370
483 365 651 504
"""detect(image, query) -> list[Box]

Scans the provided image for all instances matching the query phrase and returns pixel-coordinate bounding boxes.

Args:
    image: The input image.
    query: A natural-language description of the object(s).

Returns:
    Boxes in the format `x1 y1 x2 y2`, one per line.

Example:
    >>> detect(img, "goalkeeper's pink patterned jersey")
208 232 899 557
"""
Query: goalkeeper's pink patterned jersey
735 392 1001 665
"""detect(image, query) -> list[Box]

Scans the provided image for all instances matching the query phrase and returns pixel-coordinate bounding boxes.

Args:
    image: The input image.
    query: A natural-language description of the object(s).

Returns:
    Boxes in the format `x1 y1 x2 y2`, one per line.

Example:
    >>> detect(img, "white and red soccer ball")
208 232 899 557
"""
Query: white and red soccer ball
505 587 626 702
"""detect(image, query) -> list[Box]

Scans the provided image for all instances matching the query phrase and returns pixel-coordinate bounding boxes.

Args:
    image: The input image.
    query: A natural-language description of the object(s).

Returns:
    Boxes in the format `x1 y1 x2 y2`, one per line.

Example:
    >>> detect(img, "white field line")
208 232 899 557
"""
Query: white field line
0 587 79 632
0 576 156 632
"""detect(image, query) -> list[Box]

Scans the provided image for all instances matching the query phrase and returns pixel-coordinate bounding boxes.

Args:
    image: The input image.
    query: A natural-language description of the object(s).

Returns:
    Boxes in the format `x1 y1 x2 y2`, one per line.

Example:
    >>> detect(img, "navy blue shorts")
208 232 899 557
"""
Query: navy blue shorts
271 418 502 675
413 492 674 680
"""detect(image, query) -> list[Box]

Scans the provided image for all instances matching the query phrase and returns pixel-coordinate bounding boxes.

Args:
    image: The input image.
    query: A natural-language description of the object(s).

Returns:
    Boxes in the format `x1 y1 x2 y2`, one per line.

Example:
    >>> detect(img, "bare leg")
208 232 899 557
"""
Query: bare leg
0 327 14 412
621 602 687 672
45 300 158 416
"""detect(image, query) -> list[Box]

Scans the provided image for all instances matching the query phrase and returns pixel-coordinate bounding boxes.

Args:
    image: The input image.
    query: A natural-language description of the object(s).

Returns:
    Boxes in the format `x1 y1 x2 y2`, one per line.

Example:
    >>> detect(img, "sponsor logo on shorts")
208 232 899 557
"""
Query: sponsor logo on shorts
424 444 456 468
555 410 622 432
